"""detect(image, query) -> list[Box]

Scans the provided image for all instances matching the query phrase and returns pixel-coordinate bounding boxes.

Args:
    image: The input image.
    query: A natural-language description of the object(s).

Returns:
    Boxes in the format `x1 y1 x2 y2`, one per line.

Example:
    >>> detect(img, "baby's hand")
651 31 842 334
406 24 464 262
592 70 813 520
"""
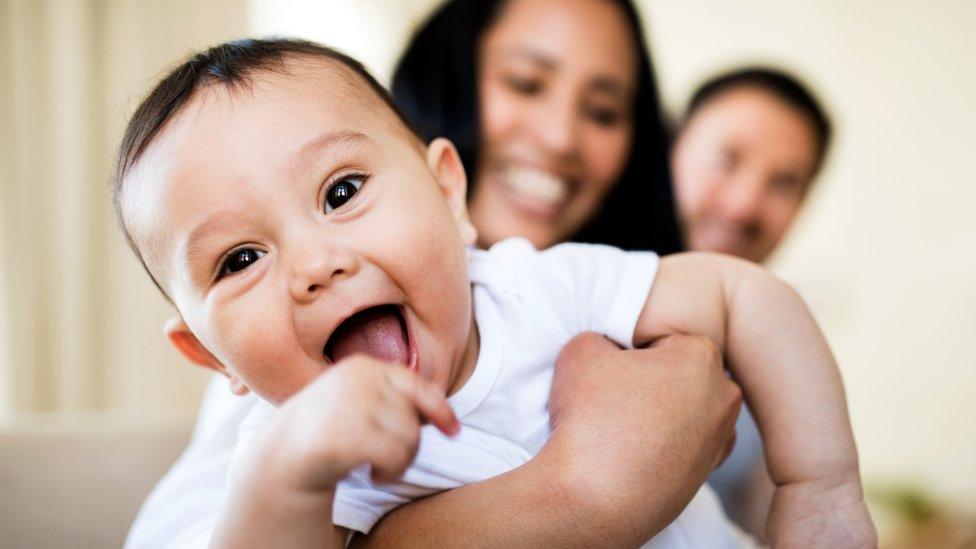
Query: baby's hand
212 357 457 548
263 355 460 492
766 476 877 548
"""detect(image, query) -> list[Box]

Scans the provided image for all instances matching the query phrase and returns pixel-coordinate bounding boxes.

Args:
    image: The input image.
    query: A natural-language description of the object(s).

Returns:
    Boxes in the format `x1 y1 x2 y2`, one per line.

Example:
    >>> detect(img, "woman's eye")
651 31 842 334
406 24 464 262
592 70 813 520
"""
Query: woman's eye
324 175 365 213
584 105 622 127
504 75 542 96
219 248 265 278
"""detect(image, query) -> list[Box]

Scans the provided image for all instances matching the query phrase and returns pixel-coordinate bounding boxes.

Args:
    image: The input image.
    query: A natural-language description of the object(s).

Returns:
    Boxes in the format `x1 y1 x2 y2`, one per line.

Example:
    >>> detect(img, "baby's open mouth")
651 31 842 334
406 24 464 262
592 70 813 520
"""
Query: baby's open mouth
324 304 411 366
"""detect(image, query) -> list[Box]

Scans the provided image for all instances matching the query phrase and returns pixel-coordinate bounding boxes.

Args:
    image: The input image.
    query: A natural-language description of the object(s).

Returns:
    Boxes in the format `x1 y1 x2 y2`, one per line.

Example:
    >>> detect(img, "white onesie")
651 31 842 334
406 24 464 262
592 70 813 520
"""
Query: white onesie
234 238 741 548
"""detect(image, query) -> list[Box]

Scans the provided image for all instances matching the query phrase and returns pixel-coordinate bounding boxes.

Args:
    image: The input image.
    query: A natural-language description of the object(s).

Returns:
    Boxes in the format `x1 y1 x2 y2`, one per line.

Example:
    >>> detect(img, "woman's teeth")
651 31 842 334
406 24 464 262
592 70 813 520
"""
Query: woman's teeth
505 166 569 205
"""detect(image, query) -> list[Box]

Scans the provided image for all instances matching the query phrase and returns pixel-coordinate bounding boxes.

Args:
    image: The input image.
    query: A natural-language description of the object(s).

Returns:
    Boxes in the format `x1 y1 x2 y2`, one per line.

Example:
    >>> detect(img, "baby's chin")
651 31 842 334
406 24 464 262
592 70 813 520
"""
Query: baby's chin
231 358 322 406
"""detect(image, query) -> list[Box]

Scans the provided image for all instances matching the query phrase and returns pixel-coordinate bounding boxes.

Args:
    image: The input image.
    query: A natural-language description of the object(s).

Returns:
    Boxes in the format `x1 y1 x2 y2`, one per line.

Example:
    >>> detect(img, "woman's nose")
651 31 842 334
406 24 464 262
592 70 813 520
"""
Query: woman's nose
289 244 359 304
533 94 580 157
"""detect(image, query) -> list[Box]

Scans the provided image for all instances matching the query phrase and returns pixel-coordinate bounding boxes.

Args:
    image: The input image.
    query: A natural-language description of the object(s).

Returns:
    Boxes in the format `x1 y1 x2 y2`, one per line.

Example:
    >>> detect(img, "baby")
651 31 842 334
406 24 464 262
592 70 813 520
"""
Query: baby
116 39 874 547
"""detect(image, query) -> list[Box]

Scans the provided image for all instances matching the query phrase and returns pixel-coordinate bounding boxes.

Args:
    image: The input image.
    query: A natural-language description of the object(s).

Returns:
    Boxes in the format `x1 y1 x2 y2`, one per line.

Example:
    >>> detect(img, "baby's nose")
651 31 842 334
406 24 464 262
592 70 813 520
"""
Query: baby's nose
289 246 359 303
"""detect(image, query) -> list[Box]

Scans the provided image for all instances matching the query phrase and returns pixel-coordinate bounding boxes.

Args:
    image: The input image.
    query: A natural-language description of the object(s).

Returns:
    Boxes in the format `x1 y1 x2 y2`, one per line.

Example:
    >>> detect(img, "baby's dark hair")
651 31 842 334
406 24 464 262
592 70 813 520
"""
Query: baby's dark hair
684 66 832 174
113 38 420 296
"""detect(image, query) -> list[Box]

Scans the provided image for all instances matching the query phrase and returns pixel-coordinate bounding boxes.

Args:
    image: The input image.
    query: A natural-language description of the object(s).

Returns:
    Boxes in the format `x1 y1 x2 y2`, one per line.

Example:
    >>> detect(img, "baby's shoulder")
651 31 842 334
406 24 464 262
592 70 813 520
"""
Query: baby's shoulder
471 238 660 351
472 237 629 293
469 238 586 329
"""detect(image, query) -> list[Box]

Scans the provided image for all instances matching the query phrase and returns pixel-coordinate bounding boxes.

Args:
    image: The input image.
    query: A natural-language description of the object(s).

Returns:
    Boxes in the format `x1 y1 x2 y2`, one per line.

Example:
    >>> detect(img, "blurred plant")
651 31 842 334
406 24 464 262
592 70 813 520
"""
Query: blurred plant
867 483 976 548
869 484 939 523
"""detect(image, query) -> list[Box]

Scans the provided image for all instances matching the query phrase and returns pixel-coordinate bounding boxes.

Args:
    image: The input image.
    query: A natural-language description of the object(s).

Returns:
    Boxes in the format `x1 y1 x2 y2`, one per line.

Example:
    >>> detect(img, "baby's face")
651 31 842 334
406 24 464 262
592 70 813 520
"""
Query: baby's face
122 59 478 405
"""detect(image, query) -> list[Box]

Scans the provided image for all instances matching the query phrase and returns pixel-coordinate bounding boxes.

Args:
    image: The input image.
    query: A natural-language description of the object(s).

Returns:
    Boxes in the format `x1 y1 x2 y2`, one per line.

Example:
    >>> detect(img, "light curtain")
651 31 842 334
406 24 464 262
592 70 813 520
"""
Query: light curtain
0 0 247 415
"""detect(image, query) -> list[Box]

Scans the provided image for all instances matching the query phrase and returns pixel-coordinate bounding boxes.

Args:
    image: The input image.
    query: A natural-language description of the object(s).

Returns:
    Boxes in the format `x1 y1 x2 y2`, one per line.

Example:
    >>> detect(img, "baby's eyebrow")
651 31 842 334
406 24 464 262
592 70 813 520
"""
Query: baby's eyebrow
291 129 372 174
180 209 252 273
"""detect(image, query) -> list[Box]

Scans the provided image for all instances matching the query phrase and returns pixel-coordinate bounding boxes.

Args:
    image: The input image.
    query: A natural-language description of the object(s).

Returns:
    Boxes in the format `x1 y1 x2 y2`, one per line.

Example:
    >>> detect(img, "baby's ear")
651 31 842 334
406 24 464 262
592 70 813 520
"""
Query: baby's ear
426 138 477 246
164 316 249 396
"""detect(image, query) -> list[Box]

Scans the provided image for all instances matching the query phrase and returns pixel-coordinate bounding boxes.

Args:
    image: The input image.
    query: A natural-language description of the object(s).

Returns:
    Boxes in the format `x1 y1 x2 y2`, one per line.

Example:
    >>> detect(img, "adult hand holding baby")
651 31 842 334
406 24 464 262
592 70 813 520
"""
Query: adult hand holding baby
554 333 876 548
548 332 741 545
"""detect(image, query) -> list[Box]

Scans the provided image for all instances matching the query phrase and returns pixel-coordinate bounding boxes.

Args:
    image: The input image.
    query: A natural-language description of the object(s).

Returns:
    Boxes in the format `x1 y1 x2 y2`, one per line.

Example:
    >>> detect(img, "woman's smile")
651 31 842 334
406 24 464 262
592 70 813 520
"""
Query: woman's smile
490 162 577 221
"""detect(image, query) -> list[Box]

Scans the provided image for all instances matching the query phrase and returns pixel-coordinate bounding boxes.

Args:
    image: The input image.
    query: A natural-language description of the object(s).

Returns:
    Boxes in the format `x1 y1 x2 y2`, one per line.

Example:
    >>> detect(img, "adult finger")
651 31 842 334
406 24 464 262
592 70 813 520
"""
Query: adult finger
555 332 620 368
651 333 725 375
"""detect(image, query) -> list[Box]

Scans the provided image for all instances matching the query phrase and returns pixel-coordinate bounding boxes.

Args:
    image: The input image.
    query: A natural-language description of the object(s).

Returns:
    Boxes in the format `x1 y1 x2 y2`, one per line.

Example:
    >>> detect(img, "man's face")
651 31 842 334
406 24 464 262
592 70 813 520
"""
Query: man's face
672 86 821 263
122 59 477 405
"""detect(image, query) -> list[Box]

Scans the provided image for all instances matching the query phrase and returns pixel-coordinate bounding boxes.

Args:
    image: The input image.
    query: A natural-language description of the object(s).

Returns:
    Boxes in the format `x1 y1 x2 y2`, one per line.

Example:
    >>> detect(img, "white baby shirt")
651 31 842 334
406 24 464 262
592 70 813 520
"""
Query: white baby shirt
234 238 740 548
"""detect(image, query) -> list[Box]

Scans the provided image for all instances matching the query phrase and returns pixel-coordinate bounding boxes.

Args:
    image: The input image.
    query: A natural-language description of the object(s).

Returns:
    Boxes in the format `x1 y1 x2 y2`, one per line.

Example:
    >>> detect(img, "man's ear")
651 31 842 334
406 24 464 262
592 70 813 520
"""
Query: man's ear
164 316 249 396
426 137 478 246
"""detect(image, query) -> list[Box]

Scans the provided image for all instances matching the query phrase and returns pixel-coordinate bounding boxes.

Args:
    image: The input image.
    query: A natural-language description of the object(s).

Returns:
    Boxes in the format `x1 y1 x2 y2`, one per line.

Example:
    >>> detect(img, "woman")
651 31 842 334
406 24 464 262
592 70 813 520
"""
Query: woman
392 0 682 254
125 1 739 546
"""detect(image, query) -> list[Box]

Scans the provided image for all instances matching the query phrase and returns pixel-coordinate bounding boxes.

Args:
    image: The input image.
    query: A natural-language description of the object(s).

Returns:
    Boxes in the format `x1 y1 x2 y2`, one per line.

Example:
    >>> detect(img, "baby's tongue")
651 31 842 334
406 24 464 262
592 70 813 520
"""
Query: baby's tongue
326 305 409 365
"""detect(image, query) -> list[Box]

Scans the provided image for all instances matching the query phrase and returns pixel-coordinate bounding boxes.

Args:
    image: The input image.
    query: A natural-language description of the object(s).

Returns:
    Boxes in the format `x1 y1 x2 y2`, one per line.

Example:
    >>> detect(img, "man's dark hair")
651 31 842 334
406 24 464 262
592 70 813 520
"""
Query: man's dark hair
391 0 684 254
113 38 419 295
685 66 832 174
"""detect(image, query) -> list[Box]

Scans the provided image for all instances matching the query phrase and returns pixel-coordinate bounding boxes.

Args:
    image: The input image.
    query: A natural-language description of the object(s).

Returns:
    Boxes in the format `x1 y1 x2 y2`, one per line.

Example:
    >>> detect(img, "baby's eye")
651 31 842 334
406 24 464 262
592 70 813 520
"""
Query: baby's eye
218 248 265 278
324 175 365 213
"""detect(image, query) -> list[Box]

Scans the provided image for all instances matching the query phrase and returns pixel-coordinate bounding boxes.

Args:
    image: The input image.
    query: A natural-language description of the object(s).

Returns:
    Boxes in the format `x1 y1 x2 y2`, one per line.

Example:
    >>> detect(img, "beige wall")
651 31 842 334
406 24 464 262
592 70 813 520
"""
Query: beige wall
0 0 247 422
97 1 250 419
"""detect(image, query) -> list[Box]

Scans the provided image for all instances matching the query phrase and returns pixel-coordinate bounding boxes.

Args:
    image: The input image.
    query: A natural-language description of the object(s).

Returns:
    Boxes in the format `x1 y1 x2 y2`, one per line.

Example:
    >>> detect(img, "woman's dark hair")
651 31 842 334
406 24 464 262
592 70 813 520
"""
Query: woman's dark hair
391 0 683 254
685 66 832 174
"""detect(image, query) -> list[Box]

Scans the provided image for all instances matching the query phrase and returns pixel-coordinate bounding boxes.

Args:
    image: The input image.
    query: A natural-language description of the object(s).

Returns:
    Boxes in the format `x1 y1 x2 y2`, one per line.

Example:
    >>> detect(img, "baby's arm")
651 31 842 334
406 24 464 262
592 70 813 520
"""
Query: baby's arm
210 356 459 549
636 252 875 546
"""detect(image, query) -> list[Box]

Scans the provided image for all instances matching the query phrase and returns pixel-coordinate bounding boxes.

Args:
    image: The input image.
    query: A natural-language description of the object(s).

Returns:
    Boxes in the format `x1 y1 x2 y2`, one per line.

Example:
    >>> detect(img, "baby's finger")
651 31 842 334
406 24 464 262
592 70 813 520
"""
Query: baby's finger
373 401 423 451
365 432 415 483
386 368 460 436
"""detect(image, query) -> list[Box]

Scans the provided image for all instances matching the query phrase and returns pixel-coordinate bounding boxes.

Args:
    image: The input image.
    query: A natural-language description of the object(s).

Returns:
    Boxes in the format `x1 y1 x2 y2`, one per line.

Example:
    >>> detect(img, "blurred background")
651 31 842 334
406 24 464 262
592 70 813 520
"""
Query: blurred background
1 0 973 547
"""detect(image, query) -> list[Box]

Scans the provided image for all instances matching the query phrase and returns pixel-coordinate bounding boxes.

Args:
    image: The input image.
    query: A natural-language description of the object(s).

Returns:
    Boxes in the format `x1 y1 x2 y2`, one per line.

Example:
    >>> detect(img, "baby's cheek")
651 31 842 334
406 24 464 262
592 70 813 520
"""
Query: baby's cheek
215 313 318 405
416 223 467 288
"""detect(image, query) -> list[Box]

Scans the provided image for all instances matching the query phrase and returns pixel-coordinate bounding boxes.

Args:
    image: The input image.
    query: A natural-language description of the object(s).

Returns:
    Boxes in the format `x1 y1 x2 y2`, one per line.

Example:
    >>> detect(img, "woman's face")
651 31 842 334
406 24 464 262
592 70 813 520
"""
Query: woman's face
672 86 821 263
471 0 638 249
